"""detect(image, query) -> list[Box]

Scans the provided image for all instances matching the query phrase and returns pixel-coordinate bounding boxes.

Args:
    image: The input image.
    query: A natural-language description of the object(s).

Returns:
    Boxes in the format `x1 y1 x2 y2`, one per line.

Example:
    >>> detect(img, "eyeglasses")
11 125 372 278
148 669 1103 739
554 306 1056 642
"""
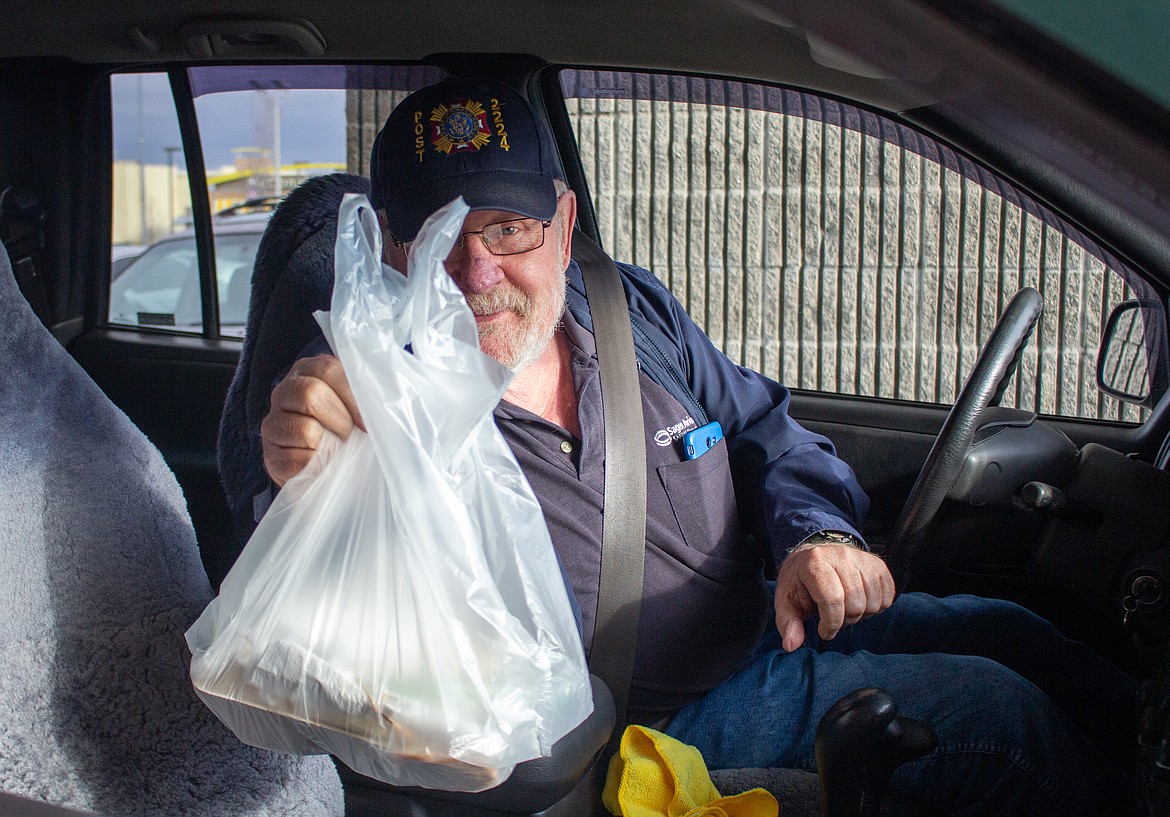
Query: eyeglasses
393 216 553 264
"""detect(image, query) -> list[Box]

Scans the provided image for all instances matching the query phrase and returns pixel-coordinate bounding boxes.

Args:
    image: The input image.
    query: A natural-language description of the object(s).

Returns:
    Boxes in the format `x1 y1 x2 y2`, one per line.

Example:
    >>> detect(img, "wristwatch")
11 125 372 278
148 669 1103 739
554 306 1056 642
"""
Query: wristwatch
785 530 866 558
804 530 862 547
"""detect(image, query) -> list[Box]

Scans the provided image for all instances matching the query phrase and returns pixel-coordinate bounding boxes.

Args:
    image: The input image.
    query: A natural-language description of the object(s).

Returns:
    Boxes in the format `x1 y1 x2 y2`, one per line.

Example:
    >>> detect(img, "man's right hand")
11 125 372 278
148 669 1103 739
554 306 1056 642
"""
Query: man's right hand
773 543 895 652
261 354 364 486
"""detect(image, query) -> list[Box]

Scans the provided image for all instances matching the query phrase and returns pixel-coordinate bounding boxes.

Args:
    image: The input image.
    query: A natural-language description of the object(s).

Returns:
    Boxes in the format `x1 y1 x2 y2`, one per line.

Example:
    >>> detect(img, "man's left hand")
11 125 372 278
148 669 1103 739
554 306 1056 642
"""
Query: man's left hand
774 544 895 652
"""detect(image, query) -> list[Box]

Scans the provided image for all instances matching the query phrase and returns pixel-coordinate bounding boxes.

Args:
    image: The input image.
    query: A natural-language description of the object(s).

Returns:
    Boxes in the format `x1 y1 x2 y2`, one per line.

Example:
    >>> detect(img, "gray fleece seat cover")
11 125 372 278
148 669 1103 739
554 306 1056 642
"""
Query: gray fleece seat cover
0 242 344 816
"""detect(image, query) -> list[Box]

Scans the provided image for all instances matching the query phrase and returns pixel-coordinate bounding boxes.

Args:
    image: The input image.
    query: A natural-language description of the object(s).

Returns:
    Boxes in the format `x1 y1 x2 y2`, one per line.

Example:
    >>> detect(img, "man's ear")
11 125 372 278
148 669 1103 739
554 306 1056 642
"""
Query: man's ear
558 190 577 271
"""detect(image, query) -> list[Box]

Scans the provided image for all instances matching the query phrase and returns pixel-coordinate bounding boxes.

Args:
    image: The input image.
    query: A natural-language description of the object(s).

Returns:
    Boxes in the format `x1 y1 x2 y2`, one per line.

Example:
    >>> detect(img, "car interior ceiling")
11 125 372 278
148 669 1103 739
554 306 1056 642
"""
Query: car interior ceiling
2 1 1170 815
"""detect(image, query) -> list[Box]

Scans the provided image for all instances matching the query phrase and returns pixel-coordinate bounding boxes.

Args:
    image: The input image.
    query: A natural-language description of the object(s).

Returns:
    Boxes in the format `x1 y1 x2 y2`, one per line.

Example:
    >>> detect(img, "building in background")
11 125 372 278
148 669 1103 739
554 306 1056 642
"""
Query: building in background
206 148 344 213
111 160 190 246
112 153 344 246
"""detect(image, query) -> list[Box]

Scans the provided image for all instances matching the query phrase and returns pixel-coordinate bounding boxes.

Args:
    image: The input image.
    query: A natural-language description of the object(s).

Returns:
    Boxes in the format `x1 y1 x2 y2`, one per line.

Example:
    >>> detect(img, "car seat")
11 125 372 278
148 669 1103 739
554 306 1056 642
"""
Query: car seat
215 172 825 816
0 240 345 816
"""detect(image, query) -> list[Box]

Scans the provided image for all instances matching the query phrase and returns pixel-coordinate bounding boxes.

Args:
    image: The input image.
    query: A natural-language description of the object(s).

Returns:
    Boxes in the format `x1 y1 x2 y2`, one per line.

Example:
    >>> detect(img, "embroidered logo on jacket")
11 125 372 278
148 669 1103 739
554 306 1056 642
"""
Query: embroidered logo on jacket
653 417 698 447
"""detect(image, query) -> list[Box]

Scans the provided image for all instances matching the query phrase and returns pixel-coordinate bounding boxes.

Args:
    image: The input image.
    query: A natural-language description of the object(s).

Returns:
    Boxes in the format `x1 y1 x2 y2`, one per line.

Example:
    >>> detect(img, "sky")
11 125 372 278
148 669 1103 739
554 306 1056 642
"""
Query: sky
111 73 347 172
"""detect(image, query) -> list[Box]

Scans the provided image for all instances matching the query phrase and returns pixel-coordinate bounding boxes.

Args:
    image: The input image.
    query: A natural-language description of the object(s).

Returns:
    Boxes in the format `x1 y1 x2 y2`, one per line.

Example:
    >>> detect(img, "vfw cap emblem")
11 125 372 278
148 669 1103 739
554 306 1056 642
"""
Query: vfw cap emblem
430 99 491 155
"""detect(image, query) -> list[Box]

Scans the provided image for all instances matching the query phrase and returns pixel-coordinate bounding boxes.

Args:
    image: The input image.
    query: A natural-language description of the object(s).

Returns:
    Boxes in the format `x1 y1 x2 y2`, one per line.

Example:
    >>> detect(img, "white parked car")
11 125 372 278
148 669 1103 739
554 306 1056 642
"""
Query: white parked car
109 207 274 337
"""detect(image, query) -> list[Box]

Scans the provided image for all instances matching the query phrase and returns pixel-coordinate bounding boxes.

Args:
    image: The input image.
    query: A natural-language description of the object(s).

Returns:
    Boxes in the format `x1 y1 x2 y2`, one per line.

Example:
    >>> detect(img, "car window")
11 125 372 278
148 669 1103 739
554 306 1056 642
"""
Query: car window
109 65 447 339
110 72 193 318
109 69 348 338
109 239 196 328
560 69 1161 423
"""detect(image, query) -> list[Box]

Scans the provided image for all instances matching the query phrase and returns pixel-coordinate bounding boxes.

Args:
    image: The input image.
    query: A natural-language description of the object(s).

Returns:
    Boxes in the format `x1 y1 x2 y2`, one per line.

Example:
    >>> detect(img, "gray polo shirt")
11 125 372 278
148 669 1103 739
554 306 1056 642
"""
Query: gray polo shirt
495 313 771 719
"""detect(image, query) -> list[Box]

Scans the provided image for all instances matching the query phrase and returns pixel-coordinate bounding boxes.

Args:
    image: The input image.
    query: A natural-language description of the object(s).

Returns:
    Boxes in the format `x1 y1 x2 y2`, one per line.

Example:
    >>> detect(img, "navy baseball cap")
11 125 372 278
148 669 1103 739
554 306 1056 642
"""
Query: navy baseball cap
370 76 563 243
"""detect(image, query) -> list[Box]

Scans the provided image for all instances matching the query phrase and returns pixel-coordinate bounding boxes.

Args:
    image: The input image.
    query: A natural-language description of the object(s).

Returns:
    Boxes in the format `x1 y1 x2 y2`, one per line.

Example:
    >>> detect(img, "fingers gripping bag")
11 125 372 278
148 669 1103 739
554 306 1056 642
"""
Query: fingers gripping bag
185 194 593 791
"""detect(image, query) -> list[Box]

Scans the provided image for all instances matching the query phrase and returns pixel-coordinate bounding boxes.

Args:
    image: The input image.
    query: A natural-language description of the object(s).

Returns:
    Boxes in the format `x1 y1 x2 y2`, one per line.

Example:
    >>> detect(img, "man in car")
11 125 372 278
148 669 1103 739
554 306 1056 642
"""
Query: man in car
258 76 1138 816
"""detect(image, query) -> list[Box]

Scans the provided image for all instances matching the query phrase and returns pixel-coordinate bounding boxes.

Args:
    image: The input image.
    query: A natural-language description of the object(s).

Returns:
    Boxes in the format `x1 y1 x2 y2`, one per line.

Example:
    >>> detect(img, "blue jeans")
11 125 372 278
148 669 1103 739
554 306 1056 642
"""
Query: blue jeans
664 593 1138 816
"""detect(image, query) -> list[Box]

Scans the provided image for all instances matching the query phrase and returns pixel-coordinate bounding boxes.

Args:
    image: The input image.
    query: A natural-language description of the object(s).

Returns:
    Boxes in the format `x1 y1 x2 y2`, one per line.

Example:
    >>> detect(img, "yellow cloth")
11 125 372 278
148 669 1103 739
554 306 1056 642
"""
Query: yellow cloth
602 725 779 817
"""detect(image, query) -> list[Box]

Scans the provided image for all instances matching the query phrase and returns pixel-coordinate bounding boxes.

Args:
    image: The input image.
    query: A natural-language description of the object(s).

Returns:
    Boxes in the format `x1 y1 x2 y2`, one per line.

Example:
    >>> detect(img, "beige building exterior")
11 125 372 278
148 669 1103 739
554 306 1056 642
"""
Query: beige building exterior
111 160 191 246
112 158 345 246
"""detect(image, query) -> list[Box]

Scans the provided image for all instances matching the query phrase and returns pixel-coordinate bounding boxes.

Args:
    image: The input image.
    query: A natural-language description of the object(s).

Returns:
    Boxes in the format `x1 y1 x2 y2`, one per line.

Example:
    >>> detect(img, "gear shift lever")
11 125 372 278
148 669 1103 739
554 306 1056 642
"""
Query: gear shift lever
816 687 938 817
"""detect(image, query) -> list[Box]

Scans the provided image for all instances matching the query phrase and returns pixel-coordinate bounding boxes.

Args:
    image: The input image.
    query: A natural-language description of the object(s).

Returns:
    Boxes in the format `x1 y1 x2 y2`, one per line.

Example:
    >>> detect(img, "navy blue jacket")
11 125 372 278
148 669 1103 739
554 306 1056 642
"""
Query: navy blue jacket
565 257 870 561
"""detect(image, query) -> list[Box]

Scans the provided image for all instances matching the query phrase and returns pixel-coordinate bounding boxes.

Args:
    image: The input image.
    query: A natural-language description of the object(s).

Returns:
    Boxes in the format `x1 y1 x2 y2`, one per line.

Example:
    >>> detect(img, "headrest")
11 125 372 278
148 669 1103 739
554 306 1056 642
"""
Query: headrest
217 173 371 562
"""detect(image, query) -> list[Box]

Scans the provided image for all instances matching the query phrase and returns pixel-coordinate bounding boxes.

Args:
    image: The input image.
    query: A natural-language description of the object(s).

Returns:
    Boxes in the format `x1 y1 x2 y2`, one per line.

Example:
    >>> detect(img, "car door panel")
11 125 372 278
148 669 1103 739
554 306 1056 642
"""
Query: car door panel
70 329 240 585
789 391 1149 541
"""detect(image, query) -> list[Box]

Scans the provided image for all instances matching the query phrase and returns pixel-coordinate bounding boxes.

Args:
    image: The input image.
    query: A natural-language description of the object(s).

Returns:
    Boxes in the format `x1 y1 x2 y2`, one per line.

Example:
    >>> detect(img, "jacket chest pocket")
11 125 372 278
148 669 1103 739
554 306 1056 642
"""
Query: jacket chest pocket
656 439 748 565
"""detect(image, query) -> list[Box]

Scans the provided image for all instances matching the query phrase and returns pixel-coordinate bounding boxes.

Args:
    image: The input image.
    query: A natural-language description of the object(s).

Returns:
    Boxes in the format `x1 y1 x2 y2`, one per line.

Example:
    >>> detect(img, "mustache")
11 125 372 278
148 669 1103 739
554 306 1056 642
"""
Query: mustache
463 287 532 319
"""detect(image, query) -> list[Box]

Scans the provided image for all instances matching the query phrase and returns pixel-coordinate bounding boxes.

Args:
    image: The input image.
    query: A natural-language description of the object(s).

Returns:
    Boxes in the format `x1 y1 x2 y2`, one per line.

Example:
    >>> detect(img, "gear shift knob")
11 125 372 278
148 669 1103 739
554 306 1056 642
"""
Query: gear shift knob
816 687 938 817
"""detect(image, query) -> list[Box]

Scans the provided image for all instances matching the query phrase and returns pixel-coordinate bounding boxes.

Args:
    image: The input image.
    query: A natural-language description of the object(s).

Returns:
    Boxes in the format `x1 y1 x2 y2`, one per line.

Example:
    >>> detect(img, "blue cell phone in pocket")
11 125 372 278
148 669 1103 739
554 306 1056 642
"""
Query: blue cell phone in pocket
683 421 723 460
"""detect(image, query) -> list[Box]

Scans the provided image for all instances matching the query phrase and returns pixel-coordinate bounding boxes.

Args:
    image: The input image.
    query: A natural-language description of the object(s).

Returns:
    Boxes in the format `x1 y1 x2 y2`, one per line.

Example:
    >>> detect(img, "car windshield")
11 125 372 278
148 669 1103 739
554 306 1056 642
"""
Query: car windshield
109 231 261 337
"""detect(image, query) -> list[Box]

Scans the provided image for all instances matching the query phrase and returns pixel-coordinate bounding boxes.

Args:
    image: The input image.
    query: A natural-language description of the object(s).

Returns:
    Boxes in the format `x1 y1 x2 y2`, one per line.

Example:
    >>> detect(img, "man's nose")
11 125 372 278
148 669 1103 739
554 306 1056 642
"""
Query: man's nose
448 235 503 294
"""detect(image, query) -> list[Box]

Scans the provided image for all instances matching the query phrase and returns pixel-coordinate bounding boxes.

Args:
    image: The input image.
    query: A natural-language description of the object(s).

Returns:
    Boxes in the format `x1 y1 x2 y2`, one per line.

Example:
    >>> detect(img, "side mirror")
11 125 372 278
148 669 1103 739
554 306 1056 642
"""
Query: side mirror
1097 299 1169 409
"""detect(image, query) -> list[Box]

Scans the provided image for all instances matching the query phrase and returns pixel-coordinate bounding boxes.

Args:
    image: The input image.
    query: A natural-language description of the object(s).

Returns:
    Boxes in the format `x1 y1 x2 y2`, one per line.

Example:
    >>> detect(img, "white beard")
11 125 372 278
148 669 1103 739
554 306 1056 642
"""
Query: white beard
464 276 567 373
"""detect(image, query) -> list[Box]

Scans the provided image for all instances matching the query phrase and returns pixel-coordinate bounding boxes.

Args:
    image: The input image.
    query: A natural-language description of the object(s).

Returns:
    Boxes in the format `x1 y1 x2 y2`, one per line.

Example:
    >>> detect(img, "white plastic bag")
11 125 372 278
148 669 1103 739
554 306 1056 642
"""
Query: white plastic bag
186 194 593 792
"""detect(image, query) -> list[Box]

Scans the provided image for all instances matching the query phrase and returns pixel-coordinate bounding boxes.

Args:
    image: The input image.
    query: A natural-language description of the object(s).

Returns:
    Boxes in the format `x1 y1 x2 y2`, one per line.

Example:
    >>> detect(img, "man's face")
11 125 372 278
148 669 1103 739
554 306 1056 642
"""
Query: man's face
384 191 576 372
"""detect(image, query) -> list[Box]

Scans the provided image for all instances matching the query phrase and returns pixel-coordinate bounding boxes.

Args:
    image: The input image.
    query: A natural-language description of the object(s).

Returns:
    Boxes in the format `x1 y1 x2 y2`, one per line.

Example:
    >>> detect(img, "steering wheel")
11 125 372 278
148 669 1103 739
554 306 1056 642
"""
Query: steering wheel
887 287 1044 586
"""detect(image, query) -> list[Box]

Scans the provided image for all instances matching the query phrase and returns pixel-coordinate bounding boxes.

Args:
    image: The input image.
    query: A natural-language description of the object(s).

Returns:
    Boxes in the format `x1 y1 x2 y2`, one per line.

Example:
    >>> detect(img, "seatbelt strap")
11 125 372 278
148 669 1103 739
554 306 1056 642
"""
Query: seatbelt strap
571 229 647 728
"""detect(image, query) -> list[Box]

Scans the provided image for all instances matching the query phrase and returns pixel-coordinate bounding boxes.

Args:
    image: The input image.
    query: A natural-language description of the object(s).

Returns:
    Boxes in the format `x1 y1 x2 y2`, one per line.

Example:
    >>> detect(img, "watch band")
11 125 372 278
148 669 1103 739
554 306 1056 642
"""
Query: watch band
805 530 861 547
786 529 865 557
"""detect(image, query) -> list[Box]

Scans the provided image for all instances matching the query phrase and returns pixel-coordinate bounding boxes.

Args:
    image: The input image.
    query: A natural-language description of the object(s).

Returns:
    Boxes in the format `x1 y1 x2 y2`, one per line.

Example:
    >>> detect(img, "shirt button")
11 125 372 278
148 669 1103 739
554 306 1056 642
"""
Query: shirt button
560 440 573 454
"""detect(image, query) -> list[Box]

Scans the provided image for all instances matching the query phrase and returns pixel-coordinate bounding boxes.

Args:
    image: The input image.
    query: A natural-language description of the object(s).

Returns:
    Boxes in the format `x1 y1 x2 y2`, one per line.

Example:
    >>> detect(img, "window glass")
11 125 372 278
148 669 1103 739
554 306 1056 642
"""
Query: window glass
191 82 345 335
194 87 346 213
110 72 191 305
109 71 347 337
560 69 1160 422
